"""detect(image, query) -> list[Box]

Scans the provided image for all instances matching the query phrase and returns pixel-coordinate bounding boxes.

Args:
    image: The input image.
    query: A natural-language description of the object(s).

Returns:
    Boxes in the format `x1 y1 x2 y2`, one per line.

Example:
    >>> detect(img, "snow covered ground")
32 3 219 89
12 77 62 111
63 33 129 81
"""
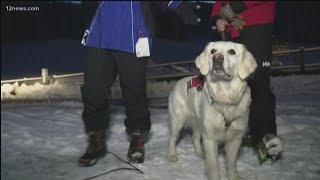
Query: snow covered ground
1 74 320 180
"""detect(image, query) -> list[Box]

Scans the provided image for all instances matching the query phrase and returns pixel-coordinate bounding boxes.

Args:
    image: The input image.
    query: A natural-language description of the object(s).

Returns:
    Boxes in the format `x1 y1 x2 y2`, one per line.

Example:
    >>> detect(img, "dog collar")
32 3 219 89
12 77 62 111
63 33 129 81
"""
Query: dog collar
203 84 233 106
187 76 238 107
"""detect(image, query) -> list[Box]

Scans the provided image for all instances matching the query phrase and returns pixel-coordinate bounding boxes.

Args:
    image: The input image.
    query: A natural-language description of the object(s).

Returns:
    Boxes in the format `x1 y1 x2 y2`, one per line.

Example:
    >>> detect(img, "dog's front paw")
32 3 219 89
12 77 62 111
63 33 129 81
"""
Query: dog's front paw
168 154 177 162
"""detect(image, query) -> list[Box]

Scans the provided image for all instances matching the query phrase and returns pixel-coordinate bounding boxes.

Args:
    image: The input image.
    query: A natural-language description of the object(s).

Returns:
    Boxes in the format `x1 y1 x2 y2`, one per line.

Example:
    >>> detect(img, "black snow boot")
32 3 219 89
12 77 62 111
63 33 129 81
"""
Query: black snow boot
78 129 107 167
127 129 146 163
252 134 282 165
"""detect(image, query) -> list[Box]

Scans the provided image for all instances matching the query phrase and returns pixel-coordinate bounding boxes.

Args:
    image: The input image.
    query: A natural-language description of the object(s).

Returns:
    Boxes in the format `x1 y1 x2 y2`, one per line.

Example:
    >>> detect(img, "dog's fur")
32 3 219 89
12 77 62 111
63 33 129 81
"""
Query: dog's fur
168 41 257 180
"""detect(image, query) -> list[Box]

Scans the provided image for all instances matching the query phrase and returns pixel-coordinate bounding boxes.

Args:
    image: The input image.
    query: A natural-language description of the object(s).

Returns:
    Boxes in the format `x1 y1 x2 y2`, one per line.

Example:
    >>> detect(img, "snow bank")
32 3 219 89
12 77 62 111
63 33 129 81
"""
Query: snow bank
1 81 81 100
1 80 178 100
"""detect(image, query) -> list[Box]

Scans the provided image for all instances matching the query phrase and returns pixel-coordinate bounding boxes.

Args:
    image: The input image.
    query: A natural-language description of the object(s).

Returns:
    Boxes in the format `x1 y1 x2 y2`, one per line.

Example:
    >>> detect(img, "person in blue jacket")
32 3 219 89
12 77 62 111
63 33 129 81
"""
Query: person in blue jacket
78 1 200 167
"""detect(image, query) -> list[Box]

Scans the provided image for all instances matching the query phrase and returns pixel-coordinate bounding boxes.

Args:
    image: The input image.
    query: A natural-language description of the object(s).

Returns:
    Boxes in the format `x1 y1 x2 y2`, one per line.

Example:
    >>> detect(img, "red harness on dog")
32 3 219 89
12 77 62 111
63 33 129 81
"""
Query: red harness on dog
187 75 204 92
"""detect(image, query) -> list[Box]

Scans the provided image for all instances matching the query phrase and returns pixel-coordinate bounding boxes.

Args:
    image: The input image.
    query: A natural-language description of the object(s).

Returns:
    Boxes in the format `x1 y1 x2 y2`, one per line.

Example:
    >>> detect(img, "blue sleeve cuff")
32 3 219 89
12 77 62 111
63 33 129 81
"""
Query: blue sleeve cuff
167 1 181 11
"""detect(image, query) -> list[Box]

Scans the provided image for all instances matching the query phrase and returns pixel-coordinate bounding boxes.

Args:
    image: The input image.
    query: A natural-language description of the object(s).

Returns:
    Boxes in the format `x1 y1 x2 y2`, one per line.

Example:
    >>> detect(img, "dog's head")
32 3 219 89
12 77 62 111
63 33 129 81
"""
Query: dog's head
195 41 257 81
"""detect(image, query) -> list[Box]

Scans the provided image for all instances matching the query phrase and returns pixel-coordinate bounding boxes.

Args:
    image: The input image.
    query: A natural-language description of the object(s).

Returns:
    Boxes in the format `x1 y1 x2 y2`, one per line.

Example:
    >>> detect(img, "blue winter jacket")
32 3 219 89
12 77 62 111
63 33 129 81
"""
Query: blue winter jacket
82 1 181 53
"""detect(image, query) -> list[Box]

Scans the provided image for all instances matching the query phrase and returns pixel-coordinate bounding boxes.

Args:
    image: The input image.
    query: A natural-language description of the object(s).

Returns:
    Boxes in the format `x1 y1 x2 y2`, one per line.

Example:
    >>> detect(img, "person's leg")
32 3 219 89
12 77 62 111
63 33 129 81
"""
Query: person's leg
115 52 151 131
115 51 150 163
79 48 118 166
240 24 276 140
239 24 281 163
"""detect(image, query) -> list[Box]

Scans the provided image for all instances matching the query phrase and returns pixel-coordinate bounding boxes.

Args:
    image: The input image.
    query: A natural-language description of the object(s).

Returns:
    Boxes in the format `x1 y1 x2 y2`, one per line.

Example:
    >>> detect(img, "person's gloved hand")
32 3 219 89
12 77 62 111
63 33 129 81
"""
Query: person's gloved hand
219 3 234 21
231 14 246 30
216 18 229 32
219 3 246 30
178 2 201 25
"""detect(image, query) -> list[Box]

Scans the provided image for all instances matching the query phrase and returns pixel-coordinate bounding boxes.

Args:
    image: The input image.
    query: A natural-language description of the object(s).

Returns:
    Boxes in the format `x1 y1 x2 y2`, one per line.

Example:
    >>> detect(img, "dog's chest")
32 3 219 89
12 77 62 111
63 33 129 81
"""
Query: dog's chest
213 104 240 121
205 82 250 121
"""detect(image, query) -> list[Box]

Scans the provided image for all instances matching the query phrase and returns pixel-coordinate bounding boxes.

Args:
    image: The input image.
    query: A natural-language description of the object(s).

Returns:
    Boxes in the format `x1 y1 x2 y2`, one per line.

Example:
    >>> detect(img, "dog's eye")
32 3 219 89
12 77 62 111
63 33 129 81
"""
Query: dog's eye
228 49 236 55
211 49 216 54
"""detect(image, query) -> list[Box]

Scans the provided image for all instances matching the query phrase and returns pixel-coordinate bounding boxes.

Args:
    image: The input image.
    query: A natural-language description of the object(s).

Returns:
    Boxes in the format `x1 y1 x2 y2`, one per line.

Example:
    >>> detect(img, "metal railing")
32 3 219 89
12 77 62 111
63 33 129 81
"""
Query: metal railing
2 46 320 85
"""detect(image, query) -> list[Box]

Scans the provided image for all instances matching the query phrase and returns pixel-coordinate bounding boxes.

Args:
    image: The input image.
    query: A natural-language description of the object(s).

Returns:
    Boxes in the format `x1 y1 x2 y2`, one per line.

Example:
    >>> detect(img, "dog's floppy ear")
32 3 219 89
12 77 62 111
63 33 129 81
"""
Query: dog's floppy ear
195 43 212 75
239 45 258 80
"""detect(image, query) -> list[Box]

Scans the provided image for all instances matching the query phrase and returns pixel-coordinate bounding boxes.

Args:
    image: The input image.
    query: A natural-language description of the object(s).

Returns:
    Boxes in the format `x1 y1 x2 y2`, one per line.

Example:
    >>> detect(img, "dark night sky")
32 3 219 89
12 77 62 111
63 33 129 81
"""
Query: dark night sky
2 1 320 43
1 1 320 78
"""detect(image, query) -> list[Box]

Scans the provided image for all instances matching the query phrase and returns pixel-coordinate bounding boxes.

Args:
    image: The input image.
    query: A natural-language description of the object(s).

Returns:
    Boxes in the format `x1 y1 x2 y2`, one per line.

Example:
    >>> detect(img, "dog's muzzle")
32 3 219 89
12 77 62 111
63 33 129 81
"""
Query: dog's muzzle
212 53 224 70
211 54 231 79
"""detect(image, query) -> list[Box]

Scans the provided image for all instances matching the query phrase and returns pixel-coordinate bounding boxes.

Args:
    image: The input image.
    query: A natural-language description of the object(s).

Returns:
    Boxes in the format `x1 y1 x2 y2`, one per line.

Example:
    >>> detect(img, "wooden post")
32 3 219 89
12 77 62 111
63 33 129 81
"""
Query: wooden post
41 68 49 85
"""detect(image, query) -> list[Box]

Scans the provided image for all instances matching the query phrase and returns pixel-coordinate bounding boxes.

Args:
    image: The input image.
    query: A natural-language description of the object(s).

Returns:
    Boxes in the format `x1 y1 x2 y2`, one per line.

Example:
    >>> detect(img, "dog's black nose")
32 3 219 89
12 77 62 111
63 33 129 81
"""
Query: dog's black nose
213 54 224 62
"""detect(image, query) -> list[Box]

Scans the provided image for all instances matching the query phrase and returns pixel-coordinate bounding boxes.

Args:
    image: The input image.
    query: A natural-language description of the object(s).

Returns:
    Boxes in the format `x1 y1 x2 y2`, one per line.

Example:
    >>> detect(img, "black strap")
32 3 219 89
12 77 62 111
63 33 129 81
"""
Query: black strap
83 151 143 180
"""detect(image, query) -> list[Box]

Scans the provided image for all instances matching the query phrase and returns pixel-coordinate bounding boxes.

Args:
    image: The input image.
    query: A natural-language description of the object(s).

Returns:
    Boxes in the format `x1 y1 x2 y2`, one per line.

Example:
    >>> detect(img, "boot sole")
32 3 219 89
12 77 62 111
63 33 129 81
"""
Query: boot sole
78 151 107 167
128 157 144 164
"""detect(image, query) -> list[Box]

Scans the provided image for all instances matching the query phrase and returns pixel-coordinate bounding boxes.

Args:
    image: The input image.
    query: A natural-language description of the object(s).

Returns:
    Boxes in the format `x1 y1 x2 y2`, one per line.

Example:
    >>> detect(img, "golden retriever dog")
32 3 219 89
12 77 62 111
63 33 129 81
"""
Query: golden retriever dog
168 41 257 180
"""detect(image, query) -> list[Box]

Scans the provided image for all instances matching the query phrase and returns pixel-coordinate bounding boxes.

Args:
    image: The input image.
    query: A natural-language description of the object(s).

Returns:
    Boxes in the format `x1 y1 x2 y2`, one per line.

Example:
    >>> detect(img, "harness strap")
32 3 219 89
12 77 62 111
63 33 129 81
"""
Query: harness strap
187 75 239 130
203 83 233 130
187 75 205 93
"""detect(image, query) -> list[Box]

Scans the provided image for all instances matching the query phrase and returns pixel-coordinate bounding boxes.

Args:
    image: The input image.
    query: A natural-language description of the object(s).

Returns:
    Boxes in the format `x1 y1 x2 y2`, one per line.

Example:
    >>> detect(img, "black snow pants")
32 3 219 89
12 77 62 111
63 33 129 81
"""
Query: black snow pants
81 47 151 133
232 24 277 142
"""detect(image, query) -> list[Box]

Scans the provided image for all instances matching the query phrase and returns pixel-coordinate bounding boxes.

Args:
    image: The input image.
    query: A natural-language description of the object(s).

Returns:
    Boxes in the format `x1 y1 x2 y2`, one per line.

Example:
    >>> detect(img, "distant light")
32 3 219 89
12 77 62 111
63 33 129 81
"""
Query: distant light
50 1 81 4
70 1 81 4
191 1 215 3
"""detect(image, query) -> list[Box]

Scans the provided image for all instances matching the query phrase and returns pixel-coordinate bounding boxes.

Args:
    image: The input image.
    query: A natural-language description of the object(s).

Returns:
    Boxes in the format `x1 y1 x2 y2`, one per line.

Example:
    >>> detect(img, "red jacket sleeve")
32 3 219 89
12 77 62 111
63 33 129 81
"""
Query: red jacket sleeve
241 1 275 26
211 1 275 25
210 1 275 38
210 1 223 20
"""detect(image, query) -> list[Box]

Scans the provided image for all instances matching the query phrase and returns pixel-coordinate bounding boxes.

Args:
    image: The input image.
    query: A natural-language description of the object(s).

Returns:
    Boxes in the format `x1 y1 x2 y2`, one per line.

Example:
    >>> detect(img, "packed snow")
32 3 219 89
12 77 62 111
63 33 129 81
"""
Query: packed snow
1 80 177 100
1 74 320 180
1 82 81 100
